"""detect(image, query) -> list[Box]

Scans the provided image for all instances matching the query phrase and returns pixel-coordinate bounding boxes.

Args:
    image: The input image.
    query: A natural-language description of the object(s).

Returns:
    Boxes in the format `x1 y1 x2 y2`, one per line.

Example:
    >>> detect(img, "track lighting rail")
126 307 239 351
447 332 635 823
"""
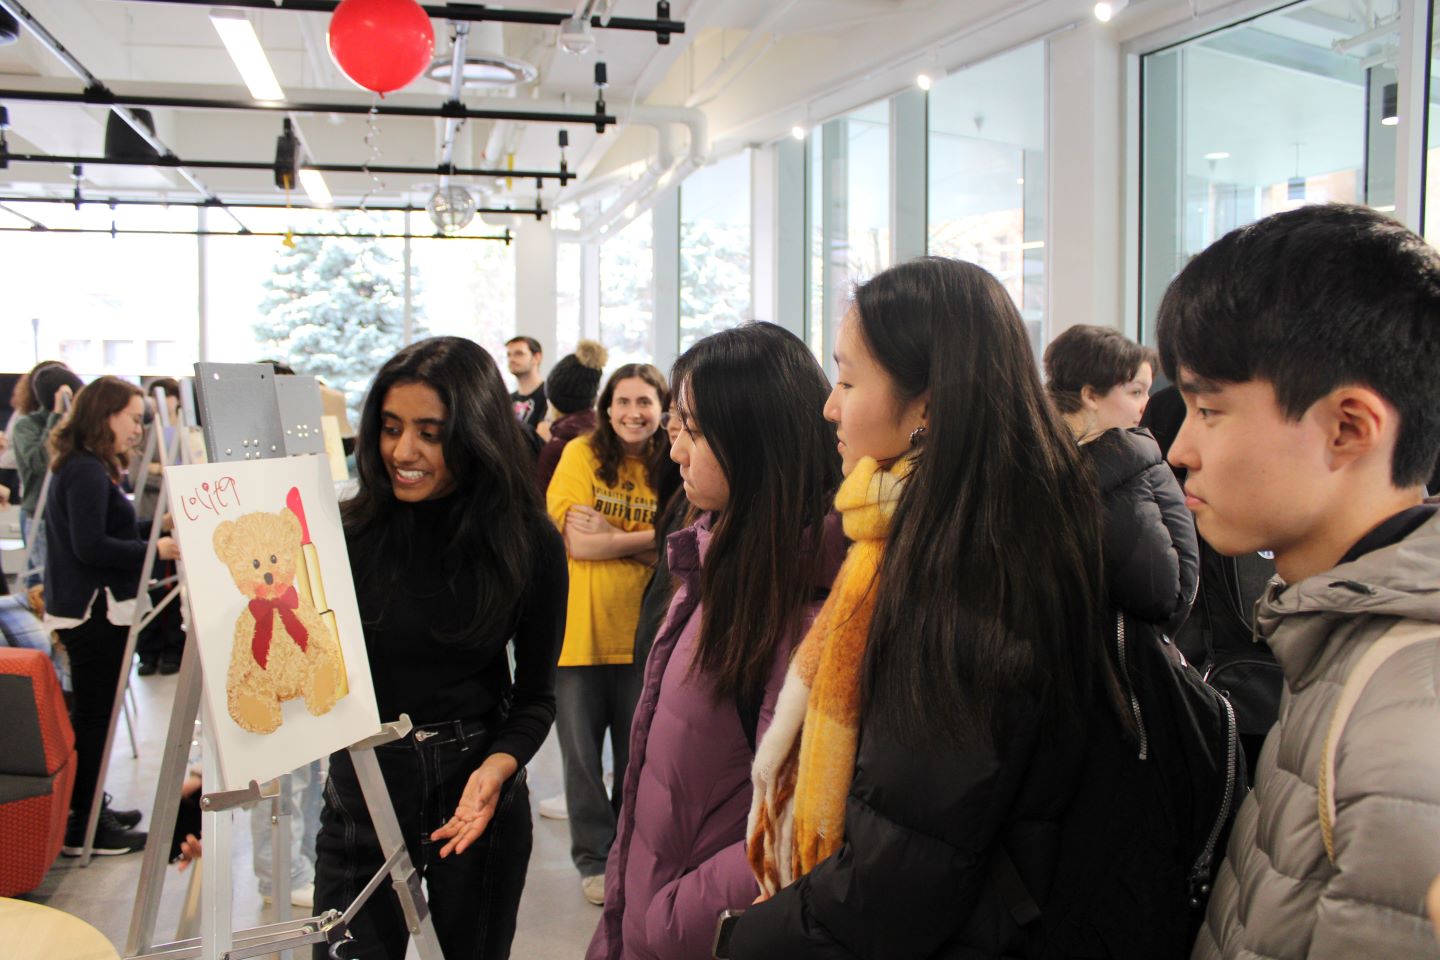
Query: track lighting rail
111 0 684 42
0 151 574 185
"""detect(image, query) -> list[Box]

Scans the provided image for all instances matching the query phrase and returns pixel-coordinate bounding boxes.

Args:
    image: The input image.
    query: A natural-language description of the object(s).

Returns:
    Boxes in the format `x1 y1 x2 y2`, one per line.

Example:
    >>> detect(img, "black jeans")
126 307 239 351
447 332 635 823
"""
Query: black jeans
58 594 129 824
313 719 533 960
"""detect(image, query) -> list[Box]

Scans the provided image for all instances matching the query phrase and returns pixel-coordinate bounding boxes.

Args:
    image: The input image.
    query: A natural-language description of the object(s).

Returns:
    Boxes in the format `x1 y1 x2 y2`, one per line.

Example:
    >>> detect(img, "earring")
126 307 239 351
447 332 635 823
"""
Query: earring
908 425 927 446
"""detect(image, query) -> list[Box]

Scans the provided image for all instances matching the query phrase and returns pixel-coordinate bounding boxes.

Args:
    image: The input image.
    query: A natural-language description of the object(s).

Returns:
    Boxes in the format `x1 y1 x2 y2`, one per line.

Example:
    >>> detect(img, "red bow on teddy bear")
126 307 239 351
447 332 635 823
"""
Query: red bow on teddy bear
249 586 310 669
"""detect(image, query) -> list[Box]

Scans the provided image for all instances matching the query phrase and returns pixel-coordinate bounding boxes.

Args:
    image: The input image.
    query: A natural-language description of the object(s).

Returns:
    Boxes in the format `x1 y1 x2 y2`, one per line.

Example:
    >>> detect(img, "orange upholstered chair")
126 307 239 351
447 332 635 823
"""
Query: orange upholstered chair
0 646 76 896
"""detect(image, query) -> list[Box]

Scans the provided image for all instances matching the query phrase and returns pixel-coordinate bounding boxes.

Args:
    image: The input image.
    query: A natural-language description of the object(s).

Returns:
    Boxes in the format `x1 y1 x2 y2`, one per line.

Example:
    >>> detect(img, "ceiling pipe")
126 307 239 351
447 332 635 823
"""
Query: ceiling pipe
682 0 799 109
437 21 470 189
0 0 250 232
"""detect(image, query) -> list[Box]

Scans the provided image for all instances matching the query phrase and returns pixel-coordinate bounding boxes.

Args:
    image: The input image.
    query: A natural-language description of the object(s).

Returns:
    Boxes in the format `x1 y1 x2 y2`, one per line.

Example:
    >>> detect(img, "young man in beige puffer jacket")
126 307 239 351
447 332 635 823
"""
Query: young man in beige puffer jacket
1157 203 1440 960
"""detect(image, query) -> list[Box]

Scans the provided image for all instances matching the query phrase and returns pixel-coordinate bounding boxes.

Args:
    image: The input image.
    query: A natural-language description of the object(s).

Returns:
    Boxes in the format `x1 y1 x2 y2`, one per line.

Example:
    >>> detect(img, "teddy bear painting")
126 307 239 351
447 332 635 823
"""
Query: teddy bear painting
213 506 347 734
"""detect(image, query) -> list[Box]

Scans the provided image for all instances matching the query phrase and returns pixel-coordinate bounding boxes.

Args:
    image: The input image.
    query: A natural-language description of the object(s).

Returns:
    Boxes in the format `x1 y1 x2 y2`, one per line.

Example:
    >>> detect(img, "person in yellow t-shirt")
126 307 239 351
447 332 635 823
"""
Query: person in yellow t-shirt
546 362 670 905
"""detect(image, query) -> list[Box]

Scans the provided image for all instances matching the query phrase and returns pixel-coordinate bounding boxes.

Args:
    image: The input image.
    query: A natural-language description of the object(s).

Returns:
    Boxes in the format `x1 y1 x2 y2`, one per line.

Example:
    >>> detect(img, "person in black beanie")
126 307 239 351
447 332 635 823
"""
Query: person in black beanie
536 340 608 494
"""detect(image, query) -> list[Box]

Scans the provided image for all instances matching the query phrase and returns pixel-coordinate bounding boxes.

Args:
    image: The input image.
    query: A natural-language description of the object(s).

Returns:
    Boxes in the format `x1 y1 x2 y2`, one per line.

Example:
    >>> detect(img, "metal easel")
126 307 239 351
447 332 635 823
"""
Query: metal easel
120 362 442 960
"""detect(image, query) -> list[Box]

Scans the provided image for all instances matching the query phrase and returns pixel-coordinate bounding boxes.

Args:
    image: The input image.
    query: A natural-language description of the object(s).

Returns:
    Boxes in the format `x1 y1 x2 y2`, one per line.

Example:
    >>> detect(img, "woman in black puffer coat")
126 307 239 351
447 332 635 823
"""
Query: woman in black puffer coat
1044 325 1199 635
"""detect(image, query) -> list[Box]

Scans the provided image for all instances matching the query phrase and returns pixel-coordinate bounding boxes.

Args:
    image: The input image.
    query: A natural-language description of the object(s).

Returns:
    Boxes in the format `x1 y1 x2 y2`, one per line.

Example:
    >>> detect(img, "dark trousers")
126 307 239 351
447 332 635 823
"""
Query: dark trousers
135 573 184 666
555 664 641 876
313 720 533 960
59 595 128 823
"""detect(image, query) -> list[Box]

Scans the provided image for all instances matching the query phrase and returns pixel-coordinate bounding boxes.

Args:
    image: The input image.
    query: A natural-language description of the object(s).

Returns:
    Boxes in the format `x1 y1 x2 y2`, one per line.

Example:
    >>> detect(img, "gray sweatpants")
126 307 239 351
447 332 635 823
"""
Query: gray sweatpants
554 664 642 877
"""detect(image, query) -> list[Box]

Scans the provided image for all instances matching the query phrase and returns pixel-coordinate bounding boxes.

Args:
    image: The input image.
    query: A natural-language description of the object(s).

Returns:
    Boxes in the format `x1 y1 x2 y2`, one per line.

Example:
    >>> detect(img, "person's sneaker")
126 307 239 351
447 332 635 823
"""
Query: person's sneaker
581 874 605 906
538 794 568 820
263 883 315 909
104 793 143 829
136 659 158 677
62 810 147 856
158 658 181 676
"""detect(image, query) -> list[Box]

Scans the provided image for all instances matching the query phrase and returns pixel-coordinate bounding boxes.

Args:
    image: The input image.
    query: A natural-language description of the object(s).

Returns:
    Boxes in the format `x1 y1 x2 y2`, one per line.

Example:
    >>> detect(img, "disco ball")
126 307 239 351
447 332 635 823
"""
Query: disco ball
427 185 477 234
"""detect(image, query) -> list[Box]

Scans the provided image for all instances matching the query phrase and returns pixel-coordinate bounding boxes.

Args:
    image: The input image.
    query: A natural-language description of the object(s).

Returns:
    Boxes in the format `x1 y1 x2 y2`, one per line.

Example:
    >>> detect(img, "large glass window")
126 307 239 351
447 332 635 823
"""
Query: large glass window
807 100 893 365
928 41 1046 349
599 210 655 367
410 232 515 358
556 241 582 357
0 203 199 378
680 151 752 352
1140 0 1399 340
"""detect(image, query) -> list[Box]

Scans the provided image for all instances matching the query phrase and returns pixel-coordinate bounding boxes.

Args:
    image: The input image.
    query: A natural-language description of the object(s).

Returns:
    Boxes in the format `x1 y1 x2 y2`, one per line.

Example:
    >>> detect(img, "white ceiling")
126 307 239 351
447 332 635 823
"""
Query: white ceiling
0 0 1405 220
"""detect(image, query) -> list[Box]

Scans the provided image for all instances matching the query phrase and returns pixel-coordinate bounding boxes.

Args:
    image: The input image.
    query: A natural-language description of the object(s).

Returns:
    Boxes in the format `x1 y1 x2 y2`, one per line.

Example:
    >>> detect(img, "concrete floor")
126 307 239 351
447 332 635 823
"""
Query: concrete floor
17 665 603 959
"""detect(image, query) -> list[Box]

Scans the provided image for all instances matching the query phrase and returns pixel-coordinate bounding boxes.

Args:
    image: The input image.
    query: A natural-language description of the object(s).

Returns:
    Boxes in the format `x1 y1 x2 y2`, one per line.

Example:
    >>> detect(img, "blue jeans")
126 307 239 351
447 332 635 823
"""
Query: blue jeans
250 759 323 896
19 509 45 590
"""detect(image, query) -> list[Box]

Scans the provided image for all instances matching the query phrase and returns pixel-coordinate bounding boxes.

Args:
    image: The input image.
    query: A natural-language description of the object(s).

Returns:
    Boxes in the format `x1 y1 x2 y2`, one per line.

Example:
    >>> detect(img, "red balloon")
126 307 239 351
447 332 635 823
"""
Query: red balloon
328 0 435 95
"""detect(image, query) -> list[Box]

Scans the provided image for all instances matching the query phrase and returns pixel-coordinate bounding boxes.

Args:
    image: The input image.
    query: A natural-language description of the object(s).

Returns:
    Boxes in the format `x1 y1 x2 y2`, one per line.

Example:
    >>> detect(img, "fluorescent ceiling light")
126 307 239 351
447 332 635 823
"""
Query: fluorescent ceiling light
298 168 333 206
1204 151 1230 160
210 10 285 102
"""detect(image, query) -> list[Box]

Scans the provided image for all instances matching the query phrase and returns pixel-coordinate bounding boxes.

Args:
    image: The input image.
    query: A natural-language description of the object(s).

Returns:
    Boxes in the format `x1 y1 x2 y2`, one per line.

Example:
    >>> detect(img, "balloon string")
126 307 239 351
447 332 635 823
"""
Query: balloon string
358 97 386 214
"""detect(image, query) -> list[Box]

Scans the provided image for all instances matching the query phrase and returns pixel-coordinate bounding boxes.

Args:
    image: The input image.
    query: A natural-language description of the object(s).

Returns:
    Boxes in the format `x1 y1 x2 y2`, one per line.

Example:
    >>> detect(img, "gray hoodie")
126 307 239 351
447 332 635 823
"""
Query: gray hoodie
1194 511 1440 960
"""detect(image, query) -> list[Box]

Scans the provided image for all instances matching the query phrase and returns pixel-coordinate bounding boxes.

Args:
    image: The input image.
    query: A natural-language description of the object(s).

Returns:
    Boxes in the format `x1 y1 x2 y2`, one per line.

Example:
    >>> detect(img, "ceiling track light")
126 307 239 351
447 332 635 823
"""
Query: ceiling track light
1381 81 1399 126
1094 0 1130 23
916 72 932 91
790 125 807 141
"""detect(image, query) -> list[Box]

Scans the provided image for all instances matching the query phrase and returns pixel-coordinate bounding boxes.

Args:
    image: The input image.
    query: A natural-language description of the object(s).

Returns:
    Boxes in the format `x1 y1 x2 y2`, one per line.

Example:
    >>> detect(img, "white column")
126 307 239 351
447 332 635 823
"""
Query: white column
652 186 681 371
514 217 559 356
1047 24 1123 339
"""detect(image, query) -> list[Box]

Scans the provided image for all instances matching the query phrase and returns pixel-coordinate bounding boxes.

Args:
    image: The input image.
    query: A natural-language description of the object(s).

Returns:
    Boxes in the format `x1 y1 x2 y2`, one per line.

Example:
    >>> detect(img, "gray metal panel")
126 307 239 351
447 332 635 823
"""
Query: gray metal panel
193 362 286 462
274 375 327 457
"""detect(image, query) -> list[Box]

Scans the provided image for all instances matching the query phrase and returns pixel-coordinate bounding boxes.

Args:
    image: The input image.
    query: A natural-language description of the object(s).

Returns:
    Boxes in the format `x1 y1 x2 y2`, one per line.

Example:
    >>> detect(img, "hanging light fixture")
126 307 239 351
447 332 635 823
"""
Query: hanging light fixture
1381 82 1399 126
428 184 477 233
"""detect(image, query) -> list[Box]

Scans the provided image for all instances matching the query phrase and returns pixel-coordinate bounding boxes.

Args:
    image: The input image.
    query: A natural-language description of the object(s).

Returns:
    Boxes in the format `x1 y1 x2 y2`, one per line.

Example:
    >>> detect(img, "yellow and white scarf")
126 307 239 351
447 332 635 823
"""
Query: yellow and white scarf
747 453 911 896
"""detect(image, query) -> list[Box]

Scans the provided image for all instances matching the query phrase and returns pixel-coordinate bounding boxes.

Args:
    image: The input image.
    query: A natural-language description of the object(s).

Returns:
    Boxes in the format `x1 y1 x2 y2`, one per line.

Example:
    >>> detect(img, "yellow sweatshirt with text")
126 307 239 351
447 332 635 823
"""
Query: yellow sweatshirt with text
546 438 658 667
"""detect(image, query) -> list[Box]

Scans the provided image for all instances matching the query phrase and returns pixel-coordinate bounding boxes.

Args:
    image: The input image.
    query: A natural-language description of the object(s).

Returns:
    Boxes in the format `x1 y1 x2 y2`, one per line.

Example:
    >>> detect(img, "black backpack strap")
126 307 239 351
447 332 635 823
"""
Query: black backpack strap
988 846 1042 928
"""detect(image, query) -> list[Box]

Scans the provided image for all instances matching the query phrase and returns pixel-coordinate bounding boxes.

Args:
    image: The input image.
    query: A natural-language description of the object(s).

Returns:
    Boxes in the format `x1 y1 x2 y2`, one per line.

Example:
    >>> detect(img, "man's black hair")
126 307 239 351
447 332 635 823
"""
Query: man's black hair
1156 202 1440 487
505 336 543 355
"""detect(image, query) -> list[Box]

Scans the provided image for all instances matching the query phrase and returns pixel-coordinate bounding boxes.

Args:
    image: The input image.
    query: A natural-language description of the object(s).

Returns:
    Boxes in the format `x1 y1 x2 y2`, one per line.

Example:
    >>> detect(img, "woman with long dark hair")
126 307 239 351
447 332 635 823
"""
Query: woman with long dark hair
587 323 842 960
547 362 669 905
313 336 567 960
46 375 178 856
731 258 1120 958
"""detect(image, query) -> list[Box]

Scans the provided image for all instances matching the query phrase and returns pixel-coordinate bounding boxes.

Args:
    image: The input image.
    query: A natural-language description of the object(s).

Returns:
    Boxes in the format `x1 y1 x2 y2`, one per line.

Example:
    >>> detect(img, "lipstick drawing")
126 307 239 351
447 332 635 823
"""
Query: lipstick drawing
286 486 349 697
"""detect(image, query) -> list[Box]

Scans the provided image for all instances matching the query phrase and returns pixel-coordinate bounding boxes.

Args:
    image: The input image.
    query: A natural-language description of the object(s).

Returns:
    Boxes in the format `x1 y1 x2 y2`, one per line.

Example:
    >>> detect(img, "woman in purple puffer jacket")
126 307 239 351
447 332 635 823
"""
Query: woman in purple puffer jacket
587 323 843 960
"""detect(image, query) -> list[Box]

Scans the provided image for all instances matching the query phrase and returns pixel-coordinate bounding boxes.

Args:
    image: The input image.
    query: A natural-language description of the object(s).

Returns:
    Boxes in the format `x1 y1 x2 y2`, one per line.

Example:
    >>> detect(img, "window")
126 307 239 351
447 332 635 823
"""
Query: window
807 100 893 365
928 41 1046 350
409 231 515 358
104 340 140 370
680 151 752 352
599 210 655 367
1140 0 1397 340
146 340 180 368
556 242 582 358
0 203 199 378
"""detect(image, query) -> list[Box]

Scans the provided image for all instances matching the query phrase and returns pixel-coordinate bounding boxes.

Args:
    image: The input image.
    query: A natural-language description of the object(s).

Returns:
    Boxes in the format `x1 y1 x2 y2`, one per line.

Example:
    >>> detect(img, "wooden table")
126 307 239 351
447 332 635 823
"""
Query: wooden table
0 897 120 960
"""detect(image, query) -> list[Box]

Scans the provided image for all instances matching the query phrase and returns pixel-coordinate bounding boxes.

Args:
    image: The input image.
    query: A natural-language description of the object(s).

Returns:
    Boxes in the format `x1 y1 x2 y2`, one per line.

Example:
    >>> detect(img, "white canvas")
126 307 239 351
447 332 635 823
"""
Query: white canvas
165 454 380 789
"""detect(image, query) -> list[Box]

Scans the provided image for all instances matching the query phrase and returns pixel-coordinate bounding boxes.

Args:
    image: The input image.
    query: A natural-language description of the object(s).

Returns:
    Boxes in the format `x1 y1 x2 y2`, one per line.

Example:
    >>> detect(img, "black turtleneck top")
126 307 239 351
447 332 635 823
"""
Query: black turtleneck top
345 493 568 766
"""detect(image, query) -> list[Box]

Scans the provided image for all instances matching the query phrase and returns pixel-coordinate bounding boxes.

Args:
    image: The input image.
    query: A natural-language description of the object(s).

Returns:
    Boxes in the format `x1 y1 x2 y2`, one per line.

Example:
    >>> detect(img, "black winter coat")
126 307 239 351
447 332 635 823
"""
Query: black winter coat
728 696 1088 959
1085 428 1199 638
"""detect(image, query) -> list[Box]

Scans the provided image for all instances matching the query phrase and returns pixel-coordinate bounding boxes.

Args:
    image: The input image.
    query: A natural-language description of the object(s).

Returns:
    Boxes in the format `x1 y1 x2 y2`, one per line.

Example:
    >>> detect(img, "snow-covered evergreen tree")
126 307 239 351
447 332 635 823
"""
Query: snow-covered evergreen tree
255 230 423 423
